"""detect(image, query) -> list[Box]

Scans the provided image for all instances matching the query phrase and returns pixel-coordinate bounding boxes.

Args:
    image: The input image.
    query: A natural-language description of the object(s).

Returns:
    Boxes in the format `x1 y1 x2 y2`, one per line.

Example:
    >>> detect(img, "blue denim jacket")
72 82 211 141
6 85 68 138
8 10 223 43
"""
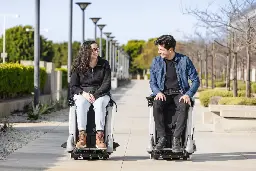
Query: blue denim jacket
149 53 200 98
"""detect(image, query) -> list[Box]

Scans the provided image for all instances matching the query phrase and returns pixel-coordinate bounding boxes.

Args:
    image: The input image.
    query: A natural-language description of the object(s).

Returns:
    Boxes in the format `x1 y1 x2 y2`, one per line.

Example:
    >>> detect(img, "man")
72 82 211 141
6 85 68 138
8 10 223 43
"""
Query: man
149 35 200 152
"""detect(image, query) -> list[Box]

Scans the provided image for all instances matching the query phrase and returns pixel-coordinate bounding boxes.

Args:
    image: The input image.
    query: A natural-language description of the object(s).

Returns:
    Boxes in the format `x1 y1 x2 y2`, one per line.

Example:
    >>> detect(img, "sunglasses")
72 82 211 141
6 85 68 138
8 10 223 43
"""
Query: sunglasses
92 47 99 52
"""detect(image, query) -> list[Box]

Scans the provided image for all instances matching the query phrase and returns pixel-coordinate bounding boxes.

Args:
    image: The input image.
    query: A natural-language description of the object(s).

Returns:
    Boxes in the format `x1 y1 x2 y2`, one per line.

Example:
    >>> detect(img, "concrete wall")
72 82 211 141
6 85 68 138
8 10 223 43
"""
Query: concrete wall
0 90 67 118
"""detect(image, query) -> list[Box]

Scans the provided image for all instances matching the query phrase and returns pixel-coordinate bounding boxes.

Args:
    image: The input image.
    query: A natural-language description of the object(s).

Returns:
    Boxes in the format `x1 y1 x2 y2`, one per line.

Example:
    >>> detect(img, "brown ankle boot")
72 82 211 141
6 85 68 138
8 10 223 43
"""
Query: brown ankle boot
76 130 87 148
96 131 107 149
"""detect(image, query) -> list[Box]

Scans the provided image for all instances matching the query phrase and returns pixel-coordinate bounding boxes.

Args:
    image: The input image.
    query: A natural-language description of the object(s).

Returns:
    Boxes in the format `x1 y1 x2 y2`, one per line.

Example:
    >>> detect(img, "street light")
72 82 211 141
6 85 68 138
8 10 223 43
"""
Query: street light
97 24 106 57
34 0 40 107
90 17 101 41
76 2 91 43
115 43 119 77
68 0 73 102
114 42 119 73
112 40 117 74
108 36 114 70
103 32 111 61
0 14 19 63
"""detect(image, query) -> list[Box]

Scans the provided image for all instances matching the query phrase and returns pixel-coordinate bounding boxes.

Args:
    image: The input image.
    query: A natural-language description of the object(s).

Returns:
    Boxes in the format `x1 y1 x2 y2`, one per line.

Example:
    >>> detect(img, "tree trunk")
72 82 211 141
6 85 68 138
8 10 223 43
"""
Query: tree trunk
226 53 231 91
242 59 244 81
246 18 251 97
205 45 208 88
211 43 215 89
233 52 238 97
223 67 226 82
199 53 203 88
232 32 237 97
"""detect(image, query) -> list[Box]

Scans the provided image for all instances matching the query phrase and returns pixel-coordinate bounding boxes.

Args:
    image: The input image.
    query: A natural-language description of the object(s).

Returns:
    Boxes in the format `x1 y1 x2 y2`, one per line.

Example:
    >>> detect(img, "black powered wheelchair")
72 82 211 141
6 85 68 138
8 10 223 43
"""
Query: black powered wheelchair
146 95 196 160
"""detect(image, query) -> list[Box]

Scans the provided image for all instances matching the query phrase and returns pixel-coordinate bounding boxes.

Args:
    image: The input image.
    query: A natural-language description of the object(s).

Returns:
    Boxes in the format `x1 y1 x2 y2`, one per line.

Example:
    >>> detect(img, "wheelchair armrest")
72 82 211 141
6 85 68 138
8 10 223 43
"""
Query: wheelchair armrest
146 96 155 106
146 96 155 101
190 97 195 107
68 97 75 107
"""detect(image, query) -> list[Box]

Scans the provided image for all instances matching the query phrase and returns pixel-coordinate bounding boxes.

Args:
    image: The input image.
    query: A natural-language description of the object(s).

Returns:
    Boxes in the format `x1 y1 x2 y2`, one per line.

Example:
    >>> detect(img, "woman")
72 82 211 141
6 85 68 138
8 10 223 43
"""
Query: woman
70 40 111 149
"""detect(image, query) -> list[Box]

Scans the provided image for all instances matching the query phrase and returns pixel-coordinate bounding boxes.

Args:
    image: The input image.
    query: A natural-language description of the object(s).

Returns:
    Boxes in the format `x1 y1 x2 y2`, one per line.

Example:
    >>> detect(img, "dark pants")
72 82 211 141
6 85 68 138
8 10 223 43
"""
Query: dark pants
153 94 190 138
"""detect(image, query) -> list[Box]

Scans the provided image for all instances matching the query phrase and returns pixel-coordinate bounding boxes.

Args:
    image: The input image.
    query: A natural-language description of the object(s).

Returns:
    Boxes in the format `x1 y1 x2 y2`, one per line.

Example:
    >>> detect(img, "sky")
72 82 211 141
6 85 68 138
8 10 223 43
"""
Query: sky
0 0 227 45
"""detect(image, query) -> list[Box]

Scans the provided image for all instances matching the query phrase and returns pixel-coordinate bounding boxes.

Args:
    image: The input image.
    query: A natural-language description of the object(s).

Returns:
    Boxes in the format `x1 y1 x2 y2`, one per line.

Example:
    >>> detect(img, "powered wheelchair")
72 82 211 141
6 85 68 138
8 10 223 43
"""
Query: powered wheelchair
146 95 196 160
65 95 119 160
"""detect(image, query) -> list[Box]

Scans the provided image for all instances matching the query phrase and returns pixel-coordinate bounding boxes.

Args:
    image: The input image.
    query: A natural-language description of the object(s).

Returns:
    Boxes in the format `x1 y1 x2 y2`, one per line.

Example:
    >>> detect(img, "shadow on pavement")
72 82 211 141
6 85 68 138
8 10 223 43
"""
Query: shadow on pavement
109 155 149 161
191 151 256 162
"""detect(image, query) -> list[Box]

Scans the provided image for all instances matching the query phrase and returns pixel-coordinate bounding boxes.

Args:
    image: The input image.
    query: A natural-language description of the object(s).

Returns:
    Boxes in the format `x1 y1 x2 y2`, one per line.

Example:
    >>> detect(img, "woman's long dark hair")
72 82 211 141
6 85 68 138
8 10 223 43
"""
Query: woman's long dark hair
71 40 96 74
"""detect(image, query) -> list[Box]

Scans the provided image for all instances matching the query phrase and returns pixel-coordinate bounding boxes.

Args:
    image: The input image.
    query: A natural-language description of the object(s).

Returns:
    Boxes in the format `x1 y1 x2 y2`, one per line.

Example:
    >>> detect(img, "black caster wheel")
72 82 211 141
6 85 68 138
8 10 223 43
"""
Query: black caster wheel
102 156 109 160
172 157 180 160
73 157 79 160
153 154 160 160
183 156 188 160
83 157 90 160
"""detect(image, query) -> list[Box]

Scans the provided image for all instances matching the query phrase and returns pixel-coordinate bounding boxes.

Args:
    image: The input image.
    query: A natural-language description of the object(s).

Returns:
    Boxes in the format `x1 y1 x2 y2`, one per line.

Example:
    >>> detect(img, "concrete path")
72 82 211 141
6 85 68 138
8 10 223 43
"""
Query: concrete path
1 80 256 171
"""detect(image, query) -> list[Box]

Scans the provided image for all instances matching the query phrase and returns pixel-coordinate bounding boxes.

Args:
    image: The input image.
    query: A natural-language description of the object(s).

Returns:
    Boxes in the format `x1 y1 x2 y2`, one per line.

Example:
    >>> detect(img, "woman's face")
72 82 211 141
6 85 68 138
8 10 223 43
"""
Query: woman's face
91 43 99 59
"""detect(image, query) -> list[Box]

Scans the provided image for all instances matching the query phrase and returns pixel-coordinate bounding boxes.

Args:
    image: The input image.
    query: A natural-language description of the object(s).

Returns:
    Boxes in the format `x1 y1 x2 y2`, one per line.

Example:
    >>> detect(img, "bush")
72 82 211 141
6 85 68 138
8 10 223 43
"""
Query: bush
214 82 226 87
252 83 256 93
199 89 246 107
219 97 256 105
55 68 68 89
0 63 46 99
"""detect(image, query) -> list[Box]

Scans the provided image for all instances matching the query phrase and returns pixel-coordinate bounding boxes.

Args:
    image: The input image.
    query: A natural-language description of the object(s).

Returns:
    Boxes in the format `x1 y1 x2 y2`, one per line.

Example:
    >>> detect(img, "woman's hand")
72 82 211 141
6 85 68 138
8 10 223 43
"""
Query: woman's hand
82 92 95 103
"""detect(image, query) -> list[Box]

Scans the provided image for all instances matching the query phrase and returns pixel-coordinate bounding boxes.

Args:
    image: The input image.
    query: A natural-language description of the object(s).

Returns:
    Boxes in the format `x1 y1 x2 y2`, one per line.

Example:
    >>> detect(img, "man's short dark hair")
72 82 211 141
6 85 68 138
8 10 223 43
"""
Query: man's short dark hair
154 35 176 50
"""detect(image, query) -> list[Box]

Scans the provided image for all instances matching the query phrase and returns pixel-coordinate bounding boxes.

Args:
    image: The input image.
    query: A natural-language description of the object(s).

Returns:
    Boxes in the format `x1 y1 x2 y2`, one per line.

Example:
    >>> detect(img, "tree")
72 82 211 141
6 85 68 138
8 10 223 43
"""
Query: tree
134 38 158 71
123 40 145 74
0 25 54 62
185 0 256 97
52 41 81 68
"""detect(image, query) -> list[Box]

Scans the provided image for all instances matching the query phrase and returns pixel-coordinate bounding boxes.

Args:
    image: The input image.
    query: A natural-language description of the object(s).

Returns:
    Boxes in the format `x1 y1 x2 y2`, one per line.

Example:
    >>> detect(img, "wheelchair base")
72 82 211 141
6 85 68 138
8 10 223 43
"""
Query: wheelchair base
149 148 191 160
71 147 110 160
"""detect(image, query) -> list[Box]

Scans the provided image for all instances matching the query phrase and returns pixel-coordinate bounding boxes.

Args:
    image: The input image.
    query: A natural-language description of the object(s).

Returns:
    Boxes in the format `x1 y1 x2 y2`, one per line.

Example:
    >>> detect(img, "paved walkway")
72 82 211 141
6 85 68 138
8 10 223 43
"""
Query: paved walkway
1 80 256 171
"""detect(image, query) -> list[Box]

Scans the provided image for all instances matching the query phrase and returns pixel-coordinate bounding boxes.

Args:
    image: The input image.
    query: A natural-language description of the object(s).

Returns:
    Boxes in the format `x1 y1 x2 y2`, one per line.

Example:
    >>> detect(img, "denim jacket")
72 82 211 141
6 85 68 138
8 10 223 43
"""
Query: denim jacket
149 53 200 98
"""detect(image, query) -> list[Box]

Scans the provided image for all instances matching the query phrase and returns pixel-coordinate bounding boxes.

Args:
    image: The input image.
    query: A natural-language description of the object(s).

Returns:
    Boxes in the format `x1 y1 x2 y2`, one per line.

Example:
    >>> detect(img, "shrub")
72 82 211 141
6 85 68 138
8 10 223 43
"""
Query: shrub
219 97 256 105
215 82 226 87
0 63 46 99
199 89 246 107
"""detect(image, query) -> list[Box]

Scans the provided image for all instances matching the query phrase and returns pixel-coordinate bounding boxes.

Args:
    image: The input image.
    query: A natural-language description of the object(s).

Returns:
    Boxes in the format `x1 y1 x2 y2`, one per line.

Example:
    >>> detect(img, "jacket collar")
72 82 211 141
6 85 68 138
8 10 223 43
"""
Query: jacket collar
159 52 181 63
96 56 104 67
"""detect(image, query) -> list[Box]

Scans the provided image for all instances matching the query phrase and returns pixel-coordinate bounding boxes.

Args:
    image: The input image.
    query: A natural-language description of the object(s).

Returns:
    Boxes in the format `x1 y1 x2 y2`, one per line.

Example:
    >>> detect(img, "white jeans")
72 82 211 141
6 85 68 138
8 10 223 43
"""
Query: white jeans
74 94 110 131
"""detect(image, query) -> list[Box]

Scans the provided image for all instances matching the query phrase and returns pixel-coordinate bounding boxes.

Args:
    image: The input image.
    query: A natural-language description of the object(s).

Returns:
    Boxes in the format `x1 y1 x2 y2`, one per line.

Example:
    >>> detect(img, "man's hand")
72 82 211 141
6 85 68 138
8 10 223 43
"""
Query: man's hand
154 92 166 101
179 95 191 106
82 92 95 103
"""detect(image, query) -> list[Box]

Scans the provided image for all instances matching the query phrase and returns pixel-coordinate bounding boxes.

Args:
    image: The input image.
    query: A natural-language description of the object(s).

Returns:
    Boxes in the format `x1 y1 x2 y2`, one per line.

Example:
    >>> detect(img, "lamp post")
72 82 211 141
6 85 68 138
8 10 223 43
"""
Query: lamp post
112 40 117 74
90 17 101 41
108 36 114 70
34 0 40 107
67 0 73 101
76 2 91 43
103 32 111 61
0 14 19 63
97 24 106 57
115 42 119 73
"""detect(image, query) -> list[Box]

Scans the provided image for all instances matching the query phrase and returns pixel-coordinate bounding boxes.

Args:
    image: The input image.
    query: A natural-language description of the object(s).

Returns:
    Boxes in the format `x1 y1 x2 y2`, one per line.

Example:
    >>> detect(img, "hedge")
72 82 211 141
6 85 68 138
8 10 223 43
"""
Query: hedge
199 89 246 107
55 68 68 89
218 97 256 105
0 63 47 99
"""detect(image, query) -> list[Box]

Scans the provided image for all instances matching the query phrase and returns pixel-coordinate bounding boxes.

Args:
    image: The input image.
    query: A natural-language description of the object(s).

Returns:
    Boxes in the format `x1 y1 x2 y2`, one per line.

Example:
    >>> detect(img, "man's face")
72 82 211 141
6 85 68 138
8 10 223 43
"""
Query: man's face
157 45 171 58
